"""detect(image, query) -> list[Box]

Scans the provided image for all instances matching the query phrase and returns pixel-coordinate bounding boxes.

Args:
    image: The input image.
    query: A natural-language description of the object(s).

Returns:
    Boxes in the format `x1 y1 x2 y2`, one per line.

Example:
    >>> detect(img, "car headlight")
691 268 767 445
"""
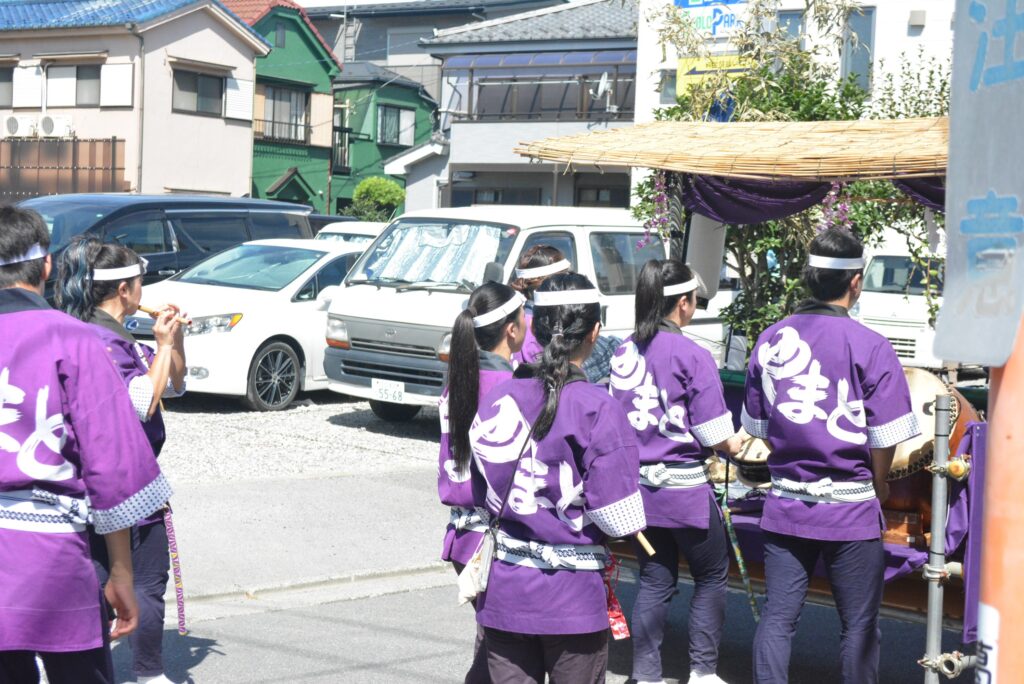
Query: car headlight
437 333 451 363
326 315 350 349
185 314 243 336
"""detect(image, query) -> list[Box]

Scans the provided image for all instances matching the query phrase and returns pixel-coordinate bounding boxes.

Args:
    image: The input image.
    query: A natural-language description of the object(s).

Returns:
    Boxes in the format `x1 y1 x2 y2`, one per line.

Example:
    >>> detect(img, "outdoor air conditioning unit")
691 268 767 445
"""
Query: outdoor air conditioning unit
4 115 38 138
39 114 73 138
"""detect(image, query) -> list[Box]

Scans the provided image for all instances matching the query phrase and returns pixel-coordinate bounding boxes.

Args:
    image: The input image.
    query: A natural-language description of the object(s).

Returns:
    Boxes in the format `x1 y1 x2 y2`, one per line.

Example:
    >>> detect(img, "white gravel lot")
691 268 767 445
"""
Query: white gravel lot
159 392 441 484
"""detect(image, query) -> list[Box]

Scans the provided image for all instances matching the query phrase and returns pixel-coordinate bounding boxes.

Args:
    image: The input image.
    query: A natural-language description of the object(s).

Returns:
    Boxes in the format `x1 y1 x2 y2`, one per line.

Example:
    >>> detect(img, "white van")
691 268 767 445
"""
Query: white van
852 238 945 369
322 206 727 420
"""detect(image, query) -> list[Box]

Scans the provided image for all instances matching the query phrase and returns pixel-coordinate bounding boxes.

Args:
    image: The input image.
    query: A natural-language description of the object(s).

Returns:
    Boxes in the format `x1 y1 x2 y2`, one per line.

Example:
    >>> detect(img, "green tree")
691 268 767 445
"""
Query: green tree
351 177 405 222
635 0 949 348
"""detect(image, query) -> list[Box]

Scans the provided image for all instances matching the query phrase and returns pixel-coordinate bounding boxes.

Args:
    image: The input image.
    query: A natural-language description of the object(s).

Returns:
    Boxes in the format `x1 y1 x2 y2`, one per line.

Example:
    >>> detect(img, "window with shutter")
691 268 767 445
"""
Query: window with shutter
100 64 133 107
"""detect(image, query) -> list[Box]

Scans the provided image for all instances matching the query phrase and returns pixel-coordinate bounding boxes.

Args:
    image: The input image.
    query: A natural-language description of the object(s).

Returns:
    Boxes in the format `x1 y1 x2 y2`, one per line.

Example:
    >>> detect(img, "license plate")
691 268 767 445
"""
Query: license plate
371 378 405 403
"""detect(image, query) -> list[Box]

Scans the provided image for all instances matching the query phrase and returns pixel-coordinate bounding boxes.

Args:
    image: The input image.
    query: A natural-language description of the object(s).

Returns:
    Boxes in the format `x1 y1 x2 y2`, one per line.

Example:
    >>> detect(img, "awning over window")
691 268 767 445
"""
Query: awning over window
444 50 637 76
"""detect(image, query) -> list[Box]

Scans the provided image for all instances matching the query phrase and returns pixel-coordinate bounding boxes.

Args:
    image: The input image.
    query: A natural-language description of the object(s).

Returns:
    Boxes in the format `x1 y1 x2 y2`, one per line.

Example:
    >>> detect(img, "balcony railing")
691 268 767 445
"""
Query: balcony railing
254 118 311 145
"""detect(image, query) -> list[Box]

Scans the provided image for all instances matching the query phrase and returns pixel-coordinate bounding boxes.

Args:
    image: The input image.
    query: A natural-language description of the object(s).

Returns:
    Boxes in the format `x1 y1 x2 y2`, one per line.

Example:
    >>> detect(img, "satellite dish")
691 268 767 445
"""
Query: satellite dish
589 72 610 99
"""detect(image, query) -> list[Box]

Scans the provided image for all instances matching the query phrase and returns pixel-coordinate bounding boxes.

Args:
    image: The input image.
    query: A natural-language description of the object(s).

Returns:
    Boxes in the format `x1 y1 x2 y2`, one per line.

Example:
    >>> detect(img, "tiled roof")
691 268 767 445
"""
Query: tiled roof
0 0 267 45
334 60 419 88
426 0 637 44
220 0 342 71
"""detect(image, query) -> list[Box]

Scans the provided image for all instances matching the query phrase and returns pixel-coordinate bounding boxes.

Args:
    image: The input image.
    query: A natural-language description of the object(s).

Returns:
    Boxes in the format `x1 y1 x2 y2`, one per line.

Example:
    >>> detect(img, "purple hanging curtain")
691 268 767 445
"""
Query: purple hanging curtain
892 176 946 212
677 173 831 224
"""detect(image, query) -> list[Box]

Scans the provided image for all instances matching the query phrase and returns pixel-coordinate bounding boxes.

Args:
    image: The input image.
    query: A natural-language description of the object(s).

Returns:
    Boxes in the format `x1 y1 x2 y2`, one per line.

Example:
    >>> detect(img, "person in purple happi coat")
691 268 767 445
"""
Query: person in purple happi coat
440 281 528 683
609 260 742 684
466 273 648 683
742 228 921 684
509 245 570 367
0 205 172 684
55 237 186 684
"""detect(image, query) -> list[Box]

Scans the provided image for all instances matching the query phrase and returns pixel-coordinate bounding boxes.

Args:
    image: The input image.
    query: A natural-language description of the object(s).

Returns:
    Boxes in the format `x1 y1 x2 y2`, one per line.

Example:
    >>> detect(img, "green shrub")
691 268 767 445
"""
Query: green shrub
351 177 405 221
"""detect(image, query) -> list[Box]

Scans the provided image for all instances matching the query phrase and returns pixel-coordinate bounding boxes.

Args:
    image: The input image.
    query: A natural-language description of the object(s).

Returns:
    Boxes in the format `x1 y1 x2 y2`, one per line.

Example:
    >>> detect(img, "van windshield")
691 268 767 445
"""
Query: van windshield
349 219 518 289
863 255 944 296
19 197 114 252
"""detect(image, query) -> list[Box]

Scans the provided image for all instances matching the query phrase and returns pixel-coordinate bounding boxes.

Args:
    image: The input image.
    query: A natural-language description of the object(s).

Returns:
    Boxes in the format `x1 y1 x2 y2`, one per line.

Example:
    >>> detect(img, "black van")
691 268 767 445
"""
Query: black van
18 193 314 293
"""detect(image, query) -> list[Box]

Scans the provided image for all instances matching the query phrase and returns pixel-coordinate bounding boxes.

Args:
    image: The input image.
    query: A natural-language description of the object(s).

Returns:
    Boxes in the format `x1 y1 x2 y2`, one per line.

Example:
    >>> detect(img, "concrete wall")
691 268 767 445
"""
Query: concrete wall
0 31 143 189
140 9 260 195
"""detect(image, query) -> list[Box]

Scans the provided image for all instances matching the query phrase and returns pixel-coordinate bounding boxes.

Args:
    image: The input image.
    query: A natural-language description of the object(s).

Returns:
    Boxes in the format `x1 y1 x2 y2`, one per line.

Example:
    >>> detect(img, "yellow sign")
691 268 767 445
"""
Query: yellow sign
676 54 749 95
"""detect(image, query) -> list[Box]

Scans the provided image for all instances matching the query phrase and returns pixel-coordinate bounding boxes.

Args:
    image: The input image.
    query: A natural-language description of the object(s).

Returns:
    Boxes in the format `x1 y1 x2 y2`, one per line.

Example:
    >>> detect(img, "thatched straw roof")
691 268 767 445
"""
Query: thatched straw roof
514 116 948 182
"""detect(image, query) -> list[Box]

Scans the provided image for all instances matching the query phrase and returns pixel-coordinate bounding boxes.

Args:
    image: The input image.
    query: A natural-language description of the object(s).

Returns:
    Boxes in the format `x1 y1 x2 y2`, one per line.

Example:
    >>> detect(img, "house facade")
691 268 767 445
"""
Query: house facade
330 61 436 214
223 0 342 213
302 0 566 101
386 0 638 211
0 0 269 200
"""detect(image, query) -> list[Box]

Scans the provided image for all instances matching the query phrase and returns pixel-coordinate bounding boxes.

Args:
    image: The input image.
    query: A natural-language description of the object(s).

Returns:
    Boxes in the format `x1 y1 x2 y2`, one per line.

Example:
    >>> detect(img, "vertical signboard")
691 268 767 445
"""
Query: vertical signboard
933 0 1024 365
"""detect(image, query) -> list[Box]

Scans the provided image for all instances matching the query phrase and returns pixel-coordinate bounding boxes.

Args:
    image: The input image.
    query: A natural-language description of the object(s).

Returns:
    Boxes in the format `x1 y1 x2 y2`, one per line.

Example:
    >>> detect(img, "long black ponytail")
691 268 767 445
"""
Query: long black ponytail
55 236 143 321
634 259 696 347
531 272 602 440
448 282 523 471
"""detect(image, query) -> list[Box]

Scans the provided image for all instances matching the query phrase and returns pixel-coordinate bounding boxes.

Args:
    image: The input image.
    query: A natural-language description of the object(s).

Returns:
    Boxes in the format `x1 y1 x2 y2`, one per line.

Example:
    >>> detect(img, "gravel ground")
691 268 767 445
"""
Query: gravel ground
159 391 441 484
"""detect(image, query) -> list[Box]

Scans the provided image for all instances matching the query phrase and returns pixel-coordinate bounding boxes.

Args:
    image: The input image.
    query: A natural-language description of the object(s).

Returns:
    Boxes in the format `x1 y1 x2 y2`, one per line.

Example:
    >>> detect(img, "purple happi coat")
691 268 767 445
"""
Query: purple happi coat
742 301 920 541
609 321 735 529
512 310 543 367
438 350 514 565
470 367 646 635
0 288 171 652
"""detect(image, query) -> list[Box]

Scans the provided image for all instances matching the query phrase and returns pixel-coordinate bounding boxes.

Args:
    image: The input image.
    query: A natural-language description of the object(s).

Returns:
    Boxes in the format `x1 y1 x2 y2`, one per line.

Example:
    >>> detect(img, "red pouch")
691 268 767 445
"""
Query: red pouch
605 553 630 640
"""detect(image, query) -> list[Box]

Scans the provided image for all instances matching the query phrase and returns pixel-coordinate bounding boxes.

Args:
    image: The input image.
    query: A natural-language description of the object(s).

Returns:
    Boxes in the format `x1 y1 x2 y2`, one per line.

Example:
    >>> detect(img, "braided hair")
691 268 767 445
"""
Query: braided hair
530 272 602 440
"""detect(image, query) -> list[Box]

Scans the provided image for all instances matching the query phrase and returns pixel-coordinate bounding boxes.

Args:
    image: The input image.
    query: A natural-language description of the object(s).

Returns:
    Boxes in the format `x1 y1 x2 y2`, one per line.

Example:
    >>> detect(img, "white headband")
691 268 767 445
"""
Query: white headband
472 292 526 328
663 277 700 297
807 255 865 270
93 257 148 281
533 288 601 307
0 243 47 266
515 259 571 280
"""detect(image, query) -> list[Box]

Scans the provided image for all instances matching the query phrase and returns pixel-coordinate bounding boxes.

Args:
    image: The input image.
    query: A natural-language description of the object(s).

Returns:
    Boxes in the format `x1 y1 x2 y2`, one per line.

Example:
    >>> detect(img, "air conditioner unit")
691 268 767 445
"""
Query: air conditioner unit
39 114 73 138
4 115 38 138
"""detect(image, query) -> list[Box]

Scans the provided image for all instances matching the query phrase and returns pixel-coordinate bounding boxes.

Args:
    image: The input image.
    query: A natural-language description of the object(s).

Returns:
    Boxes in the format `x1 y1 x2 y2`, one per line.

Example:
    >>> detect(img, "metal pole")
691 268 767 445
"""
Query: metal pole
923 393 951 684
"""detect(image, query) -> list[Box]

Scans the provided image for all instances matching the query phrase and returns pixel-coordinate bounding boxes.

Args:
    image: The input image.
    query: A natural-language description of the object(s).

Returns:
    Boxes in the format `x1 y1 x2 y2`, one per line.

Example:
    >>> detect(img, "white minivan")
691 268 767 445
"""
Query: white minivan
322 206 727 421
852 237 945 369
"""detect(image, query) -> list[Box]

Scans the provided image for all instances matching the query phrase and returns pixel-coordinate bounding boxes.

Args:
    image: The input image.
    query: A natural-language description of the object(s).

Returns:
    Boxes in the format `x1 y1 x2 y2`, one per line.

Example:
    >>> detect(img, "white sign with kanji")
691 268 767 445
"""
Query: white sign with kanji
934 0 1024 365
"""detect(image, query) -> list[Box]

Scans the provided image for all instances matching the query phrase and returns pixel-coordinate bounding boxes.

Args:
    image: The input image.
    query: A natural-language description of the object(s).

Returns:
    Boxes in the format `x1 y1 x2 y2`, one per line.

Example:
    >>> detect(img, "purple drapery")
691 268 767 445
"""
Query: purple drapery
677 173 947 223
893 177 946 212
944 422 986 644
678 173 831 224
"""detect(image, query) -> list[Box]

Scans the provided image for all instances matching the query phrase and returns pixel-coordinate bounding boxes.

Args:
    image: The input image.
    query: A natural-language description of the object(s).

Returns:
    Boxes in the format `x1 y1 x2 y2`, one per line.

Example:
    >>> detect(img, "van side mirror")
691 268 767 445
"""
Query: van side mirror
317 285 341 308
483 261 504 284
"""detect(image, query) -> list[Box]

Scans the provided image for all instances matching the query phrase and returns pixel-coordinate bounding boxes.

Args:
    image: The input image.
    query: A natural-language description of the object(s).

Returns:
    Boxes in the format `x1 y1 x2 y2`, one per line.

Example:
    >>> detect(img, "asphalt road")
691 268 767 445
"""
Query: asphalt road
116 391 970 683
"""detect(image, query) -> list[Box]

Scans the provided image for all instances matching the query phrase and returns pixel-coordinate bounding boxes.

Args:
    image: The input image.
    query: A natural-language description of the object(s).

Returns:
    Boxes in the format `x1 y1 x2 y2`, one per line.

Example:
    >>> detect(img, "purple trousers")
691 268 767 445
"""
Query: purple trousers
484 627 608 684
630 497 729 681
753 532 884 684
